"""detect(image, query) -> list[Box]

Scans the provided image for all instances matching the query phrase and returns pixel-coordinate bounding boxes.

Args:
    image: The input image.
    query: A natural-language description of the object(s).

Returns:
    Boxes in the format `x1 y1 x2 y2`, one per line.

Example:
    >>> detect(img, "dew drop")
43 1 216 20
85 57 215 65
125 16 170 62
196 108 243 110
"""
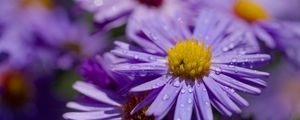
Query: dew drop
222 47 229 52
215 67 222 75
148 56 156 61
173 81 181 87
187 98 192 104
162 94 170 100
94 0 103 6
188 88 193 93
180 89 186 94
180 104 185 107
134 55 139 59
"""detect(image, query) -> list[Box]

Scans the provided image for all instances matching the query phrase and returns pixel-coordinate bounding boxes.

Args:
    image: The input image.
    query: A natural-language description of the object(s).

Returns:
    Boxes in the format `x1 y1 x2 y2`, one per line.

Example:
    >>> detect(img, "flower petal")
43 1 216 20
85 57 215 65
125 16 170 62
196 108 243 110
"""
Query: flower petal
211 64 269 78
203 77 241 113
63 111 121 120
146 82 181 117
73 81 121 107
66 101 116 111
112 63 168 75
174 84 194 120
210 73 261 94
194 83 213 120
111 48 165 62
130 75 170 92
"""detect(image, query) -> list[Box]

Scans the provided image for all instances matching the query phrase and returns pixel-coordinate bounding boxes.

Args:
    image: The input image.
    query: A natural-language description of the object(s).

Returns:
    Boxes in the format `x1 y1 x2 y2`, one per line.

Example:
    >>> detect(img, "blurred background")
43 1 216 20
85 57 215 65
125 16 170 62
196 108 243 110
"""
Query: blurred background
0 0 300 120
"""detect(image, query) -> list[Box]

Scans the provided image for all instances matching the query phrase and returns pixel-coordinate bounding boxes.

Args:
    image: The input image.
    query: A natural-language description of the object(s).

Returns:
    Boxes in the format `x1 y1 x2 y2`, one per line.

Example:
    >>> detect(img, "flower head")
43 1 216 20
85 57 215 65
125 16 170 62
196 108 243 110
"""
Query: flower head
201 0 300 68
75 0 199 30
110 10 270 119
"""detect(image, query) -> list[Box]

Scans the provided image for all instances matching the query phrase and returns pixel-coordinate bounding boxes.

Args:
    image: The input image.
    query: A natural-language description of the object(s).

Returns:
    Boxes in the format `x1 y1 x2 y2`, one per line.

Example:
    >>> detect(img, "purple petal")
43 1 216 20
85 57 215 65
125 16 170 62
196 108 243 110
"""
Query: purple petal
174 84 194 120
66 102 116 111
211 98 232 116
146 82 181 117
194 83 213 120
211 64 269 78
219 85 249 107
112 63 168 75
239 77 267 88
130 75 170 92
63 111 121 120
213 54 271 64
111 48 165 62
73 81 121 107
253 24 276 48
210 73 261 94
203 77 241 113
130 88 161 114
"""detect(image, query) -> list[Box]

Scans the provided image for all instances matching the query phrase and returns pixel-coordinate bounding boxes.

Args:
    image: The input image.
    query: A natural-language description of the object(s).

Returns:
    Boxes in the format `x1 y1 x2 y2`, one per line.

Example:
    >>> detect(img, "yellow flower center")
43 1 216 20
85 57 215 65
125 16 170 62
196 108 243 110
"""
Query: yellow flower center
233 0 270 22
63 42 82 55
0 70 31 109
167 39 212 80
21 0 54 9
122 94 154 120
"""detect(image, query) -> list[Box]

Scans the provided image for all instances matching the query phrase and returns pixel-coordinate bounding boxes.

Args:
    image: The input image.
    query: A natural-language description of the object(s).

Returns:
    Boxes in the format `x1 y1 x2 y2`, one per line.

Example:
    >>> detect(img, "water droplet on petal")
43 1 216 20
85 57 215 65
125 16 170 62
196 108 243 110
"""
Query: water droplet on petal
180 104 185 107
173 81 181 87
180 89 186 94
188 88 193 93
163 94 170 100
215 67 222 75
134 55 139 59
187 98 192 104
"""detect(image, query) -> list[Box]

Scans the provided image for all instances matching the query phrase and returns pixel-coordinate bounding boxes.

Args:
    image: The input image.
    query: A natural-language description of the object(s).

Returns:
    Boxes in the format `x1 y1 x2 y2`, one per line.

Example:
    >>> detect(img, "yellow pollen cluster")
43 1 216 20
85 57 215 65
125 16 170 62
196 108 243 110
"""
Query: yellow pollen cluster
21 0 54 9
167 39 212 80
233 0 270 23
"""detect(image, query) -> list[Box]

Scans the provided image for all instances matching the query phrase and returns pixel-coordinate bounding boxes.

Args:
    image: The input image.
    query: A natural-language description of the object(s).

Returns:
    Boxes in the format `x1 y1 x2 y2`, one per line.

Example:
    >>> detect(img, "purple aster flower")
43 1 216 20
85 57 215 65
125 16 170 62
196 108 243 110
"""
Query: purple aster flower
199 0 300 67
75 0 199 30
63 54 156 119
109 10 270 119
33 9 107 70
243 61 300 120
63 80 157 120
79 53 131 90
0 64 37 120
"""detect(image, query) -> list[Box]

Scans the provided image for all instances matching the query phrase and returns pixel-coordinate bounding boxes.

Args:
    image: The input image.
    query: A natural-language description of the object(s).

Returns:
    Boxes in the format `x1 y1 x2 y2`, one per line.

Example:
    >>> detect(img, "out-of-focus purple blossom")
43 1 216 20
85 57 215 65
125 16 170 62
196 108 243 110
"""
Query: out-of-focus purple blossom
109 10 270 119
199 0 300 68
75 0 200 30
35 10 107 70
243 61 300 120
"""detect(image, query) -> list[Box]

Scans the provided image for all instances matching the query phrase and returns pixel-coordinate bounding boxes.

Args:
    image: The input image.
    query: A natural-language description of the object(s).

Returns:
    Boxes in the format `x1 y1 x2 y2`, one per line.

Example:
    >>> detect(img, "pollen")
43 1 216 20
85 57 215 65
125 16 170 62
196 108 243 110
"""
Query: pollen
167 38 212 80
21 0 54 9
233 0 270 23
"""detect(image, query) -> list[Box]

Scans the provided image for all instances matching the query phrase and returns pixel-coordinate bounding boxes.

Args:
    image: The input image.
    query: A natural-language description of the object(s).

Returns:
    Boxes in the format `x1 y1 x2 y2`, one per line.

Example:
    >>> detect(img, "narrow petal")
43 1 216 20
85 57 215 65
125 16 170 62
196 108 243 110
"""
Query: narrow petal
194 83 213 120
253 25 275 48
203 77 241 113
239 77 267 88
111 48 165 62
66 102 116 111
210 73 261 94
112 63 168 75
219 85 249 107
73 81 121 107
130 75 170 92
174 84 194 120
211 98 232 116
130 88 162 114
211 64 269 78
213 54 271 64
63 111 121 120
146 82 181 117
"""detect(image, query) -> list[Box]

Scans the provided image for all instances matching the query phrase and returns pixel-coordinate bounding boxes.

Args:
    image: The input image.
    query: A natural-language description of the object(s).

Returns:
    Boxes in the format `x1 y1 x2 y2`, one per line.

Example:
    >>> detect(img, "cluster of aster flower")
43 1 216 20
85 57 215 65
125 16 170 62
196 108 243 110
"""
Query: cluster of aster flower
62 0 300 120
0 0 300 120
